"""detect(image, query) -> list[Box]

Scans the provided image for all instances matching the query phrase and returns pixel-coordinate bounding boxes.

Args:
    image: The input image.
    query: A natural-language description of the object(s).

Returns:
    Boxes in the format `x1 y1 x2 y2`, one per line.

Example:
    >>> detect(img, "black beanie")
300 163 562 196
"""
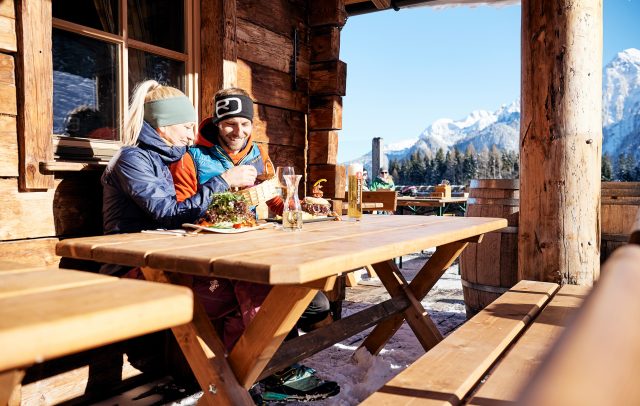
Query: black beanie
212 94 254 124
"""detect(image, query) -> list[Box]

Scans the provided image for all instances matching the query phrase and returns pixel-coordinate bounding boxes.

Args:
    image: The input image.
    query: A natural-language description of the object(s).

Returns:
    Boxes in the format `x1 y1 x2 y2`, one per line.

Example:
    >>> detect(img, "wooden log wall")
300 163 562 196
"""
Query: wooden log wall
0 0 102 269
519 0 603 285
307 0 347 198
202 0 310 181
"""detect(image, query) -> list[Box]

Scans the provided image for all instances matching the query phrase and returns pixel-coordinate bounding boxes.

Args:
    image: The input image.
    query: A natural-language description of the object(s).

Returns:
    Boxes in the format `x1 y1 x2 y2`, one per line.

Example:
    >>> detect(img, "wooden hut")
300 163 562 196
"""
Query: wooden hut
0 0 603 402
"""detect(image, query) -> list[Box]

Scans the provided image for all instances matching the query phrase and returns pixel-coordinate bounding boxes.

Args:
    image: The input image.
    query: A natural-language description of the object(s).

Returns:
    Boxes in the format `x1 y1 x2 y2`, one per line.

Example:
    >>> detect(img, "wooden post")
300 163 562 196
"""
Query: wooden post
201 0 237 118
307 2 346 199
519 0 602 285
372 137 383 176
15 0 54 190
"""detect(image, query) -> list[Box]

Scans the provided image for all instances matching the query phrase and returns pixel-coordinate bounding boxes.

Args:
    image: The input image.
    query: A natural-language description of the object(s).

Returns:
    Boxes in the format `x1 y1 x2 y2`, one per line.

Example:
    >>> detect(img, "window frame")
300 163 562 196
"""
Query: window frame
49 0 199 166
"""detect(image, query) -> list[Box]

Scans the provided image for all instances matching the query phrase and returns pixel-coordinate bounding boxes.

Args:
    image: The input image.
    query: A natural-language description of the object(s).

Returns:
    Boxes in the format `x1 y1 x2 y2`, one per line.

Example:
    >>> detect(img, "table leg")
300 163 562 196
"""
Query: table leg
0 369 24 406
141 267 254 406
374 260 442 350
360 240 473 355
228 285 319 388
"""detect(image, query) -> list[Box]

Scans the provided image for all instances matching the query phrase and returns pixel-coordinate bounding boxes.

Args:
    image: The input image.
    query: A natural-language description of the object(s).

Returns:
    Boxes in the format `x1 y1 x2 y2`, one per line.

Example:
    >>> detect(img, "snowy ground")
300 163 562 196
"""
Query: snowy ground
287 251 467 405
98 250 467 405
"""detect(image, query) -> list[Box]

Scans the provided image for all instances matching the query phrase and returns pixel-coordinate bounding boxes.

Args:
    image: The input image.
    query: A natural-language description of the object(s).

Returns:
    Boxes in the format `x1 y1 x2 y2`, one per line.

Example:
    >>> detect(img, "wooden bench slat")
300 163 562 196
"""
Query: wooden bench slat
518 245 640 406
0 275 193 371
0 268 115 299
467 284 590 405
361 280 558 406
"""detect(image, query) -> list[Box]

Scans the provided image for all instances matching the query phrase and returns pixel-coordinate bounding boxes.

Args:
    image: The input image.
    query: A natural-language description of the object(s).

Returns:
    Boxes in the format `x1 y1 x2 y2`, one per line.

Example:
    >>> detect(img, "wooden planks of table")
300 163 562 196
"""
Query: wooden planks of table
0 266 193 404
56 215 506 405
397 196 468 216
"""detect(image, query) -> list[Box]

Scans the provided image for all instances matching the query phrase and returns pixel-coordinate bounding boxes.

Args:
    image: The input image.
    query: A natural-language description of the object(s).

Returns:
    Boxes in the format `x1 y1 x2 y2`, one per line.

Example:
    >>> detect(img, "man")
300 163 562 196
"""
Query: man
171 88 339 402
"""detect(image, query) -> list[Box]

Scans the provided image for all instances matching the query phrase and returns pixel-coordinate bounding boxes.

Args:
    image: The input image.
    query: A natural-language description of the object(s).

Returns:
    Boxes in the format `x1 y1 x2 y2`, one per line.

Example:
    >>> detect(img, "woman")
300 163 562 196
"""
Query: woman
101 80 255 274
370 166 395 191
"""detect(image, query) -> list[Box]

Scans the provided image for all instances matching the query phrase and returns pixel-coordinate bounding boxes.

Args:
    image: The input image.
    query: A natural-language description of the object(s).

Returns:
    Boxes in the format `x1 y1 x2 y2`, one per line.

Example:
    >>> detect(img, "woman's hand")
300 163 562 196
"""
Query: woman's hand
221 165 257 188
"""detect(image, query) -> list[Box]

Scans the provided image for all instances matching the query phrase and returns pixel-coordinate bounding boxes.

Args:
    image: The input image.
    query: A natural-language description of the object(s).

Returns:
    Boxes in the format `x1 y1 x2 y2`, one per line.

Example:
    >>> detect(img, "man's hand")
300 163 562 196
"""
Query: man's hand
221 165 257 188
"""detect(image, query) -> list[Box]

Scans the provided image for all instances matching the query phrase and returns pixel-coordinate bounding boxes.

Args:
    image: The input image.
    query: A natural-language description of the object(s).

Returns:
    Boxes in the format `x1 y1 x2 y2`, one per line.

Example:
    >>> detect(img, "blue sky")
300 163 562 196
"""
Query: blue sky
338 0 640 162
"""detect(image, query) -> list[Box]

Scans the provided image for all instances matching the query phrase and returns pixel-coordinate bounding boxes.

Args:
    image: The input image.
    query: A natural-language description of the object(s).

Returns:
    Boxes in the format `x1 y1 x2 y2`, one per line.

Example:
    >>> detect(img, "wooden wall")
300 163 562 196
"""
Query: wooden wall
200 0 310 182
0 0 102 268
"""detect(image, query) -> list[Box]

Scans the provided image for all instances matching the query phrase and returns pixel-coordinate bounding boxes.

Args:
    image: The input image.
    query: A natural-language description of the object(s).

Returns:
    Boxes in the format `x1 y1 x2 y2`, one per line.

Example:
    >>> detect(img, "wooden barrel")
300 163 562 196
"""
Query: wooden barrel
601 182 640 262
459 179 519 318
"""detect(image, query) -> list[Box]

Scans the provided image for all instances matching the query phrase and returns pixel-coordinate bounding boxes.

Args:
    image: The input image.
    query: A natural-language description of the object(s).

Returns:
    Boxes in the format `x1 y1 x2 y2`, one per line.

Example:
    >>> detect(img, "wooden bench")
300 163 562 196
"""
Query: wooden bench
0 265 193 405
361 279 590 405
362 190 398 212
516 213 640 405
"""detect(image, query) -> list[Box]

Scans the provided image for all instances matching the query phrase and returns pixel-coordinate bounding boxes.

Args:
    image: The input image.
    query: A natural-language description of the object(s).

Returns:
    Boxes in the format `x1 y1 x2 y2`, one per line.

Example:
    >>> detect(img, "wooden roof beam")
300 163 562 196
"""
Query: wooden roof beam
371 0 392 8
344 0 391 9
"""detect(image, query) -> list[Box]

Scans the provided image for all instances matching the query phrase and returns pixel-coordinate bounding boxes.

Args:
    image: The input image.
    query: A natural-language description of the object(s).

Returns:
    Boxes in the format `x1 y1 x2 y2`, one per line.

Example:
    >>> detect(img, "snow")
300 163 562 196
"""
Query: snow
385 138 419 152
296 257 465 405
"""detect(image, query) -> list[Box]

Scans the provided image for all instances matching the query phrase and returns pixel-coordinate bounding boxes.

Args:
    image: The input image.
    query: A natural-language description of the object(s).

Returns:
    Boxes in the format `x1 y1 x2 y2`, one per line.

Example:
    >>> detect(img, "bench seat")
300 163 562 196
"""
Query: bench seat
361 280 590 405
0 267 193 403
467 284 589 404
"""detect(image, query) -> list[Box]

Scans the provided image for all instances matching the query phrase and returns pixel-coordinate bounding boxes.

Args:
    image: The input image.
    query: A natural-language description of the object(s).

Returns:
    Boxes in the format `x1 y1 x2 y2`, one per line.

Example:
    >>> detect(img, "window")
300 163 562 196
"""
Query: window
51 0 196 160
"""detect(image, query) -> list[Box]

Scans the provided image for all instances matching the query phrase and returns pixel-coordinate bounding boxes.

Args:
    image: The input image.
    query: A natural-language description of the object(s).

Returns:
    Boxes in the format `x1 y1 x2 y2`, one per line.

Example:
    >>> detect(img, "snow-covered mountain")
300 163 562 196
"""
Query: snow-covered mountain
602 48 640 161
347 48 640 166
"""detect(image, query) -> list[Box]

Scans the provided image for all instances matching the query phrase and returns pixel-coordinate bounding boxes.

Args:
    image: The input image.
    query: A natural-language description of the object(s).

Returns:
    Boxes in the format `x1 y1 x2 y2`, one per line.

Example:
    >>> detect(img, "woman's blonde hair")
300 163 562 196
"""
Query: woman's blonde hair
123 80 186 146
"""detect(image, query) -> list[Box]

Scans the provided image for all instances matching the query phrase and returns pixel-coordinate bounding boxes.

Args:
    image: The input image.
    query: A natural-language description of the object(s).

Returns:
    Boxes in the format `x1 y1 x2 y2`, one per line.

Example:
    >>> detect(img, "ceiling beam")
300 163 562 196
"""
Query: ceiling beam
371 0 392 9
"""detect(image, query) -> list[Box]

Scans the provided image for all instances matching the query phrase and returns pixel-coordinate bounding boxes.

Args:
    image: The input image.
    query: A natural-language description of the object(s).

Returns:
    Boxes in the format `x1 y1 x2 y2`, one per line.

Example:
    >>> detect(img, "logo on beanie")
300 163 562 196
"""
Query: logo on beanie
215 97 242 119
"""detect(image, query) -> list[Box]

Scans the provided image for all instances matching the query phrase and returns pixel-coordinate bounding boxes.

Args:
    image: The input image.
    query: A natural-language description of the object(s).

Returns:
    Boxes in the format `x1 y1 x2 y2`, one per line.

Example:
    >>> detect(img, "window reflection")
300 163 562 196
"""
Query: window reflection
128 49 185 94
53 0 119 34
53 29 119 140
128 0 184 52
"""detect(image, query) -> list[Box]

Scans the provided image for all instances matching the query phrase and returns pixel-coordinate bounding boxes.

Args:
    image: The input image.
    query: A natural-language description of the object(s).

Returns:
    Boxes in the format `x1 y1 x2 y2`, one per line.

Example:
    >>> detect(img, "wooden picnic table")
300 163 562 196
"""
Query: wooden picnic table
397 196 468 216
0 266 193 404
55 215 506 405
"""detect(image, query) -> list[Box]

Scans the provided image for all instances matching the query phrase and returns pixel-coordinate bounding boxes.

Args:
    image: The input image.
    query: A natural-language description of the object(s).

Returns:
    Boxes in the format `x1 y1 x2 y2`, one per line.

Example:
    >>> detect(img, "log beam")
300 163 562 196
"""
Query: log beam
519 0 603 285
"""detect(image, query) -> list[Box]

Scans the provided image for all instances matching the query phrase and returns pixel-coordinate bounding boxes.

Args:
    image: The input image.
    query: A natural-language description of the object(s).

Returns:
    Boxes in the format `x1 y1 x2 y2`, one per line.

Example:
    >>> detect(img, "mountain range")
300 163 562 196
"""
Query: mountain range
349 48 640 167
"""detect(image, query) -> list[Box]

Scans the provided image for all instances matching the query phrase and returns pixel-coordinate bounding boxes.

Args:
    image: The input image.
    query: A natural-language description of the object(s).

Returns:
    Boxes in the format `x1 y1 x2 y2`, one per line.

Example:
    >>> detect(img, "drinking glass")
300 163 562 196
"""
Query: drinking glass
275 166 294 198
282 174 303 231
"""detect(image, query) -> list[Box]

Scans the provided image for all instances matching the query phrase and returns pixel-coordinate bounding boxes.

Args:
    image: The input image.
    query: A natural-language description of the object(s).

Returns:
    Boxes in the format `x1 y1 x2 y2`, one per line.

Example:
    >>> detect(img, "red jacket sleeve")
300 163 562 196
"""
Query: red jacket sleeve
170 154 199 203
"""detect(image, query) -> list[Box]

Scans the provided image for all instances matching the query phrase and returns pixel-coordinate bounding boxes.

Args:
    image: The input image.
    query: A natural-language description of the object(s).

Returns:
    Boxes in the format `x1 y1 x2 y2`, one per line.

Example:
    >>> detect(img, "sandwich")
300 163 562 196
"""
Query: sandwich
301 196 332 217
197 192 257 229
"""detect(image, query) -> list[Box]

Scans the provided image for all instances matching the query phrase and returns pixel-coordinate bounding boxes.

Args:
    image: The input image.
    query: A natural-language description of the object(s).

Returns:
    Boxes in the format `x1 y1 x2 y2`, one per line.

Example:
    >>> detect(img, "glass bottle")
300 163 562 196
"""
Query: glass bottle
283 174 303 231
348 163 363 221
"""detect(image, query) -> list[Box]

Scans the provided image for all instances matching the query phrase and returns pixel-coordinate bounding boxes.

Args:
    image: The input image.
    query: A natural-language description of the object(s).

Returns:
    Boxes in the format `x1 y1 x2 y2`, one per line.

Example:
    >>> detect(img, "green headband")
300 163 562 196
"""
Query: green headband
143 96 197 128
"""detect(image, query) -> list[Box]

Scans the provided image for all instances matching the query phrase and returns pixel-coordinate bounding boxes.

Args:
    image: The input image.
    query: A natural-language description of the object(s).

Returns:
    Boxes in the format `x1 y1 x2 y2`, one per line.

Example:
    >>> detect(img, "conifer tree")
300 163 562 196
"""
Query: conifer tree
616 153 634 181
434 148 446 183
463 145 478 183
601 153 613 181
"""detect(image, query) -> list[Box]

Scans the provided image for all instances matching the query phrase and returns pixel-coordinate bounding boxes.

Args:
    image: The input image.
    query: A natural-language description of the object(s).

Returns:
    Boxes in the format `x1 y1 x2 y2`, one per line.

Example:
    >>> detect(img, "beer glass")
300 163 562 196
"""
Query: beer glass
348 163 363 221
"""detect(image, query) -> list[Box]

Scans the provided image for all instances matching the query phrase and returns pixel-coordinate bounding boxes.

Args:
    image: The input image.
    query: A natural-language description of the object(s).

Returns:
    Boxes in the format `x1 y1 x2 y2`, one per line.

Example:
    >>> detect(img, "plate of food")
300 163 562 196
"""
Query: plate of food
182 222 274 234
184 192 273 233
265 195 340 223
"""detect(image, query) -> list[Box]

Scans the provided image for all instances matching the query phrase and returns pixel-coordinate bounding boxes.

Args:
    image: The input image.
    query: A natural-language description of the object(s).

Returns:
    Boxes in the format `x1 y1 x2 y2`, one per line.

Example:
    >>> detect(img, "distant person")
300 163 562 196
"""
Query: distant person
362 169 370 191
370 166 395 191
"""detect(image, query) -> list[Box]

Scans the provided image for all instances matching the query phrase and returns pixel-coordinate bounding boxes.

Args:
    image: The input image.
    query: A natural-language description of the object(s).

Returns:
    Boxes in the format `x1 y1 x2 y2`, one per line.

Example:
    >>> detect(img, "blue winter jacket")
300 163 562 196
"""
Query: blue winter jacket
101 122 227 235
